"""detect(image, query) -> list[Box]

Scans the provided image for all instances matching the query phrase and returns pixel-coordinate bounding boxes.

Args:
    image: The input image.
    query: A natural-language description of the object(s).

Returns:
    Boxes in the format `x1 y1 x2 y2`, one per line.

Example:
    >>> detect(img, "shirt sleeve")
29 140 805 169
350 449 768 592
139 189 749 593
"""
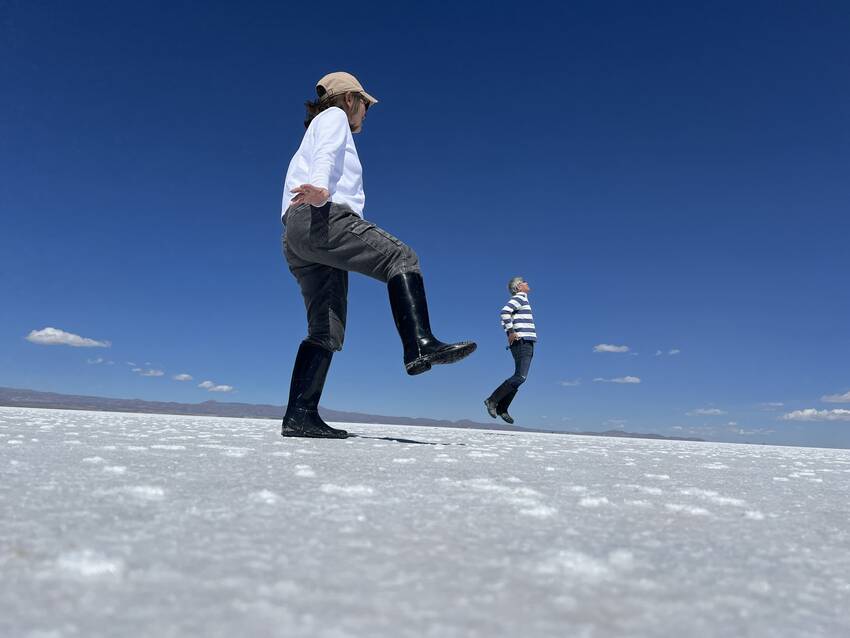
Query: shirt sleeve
500 296 522 332
308 108 349 191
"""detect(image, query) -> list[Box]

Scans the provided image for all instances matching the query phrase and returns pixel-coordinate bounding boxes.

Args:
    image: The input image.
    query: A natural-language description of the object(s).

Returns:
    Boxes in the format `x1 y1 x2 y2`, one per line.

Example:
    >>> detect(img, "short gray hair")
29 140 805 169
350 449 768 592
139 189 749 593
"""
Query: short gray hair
508 276 524 294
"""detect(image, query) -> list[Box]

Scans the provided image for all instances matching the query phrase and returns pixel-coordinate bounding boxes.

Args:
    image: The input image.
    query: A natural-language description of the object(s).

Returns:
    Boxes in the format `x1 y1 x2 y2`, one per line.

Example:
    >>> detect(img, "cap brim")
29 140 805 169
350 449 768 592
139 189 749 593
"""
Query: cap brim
360 91 378 105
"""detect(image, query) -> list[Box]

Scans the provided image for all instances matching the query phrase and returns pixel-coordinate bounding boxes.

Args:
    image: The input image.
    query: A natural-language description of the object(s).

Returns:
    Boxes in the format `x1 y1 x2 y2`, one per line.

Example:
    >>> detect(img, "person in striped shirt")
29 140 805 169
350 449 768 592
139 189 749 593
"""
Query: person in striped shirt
484 277 537 424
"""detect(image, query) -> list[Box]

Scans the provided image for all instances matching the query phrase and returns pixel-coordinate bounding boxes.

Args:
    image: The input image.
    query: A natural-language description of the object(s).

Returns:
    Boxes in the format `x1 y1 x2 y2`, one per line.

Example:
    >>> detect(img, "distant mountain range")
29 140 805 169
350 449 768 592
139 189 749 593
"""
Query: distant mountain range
0 387 703 442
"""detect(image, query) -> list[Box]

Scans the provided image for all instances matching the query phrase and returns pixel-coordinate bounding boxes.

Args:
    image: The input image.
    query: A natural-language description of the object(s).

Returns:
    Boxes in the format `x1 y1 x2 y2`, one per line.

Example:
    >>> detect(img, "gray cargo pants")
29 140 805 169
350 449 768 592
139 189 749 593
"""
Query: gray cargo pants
282 202 421 352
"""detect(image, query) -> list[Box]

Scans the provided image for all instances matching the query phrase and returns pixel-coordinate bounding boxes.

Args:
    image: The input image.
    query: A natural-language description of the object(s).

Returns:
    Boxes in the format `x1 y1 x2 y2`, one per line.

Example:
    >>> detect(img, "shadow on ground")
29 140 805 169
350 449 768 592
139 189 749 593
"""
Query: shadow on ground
349 434 466 446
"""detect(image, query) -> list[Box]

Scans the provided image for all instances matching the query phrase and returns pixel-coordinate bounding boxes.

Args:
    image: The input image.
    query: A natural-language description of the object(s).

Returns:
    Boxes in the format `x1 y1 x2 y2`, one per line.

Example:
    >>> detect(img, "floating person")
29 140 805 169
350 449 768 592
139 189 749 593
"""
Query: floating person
279 72 477 439
484 277 537 424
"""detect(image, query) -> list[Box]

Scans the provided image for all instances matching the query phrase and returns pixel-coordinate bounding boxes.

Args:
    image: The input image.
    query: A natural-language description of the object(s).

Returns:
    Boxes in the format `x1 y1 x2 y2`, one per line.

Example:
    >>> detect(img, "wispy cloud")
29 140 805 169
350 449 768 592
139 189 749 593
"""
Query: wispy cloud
173 373 193 382
132 368 164 377
594 376 641 384
199 380 235 393
821 391 850 404
759 402 785 410
687 408 727 416
593 344 630 353
655 348 680 356
559 379 581 387
26 327 110 348
782 408 850 422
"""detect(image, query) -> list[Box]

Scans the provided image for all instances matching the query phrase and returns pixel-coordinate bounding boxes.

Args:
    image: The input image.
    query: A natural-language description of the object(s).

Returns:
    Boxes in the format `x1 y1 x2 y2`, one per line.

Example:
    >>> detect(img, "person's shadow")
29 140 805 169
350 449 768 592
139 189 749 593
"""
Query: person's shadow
348 433 466 446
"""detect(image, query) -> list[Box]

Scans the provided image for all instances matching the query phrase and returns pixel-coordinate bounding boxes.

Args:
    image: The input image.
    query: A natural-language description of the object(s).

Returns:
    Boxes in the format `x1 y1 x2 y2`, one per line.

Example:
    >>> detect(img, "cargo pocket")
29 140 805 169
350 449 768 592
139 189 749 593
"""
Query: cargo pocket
348 219 403 256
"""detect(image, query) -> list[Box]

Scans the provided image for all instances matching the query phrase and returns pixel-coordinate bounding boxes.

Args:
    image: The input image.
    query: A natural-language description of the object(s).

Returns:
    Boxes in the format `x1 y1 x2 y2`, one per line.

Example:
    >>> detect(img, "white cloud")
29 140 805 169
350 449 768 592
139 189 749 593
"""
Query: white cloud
782 409 850 422
559 379 581 387
173 373 193 382
26 327 110 348
668 349 681 355
138 369 164 377
87 357 105 365
821 391 850 404
594 376 641 384
687 408 727 416
199 380 234 393
760 402 784 410
593 344 630 353
654 350 662 356
208 384 234 393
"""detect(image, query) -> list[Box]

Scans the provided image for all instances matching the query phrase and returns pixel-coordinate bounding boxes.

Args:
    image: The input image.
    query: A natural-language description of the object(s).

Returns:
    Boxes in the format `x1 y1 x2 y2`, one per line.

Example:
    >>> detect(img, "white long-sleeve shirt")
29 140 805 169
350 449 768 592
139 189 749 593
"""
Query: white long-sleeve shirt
282 107 365 218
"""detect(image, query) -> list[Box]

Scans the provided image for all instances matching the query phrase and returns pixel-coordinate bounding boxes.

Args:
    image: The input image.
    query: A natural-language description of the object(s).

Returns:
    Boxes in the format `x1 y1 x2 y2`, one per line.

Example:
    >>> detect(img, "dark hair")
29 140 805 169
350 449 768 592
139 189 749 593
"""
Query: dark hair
304 91 365 129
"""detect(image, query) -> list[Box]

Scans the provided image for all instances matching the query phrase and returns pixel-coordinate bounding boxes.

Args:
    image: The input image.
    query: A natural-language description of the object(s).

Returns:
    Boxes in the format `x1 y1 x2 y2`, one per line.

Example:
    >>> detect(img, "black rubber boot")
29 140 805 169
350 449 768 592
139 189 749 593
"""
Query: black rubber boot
388 272 476 375
281 341 348 439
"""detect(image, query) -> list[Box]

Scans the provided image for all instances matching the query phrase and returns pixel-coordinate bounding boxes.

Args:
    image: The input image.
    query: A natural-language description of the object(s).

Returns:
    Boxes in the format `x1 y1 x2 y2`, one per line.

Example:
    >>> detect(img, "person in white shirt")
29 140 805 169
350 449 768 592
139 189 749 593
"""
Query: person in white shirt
279 71 476 439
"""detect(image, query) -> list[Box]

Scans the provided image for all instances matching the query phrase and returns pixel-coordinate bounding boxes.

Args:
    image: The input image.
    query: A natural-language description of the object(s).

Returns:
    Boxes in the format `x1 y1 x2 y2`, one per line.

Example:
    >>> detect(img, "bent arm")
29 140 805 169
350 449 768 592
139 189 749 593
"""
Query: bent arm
500 296 522 333
308 109 349 191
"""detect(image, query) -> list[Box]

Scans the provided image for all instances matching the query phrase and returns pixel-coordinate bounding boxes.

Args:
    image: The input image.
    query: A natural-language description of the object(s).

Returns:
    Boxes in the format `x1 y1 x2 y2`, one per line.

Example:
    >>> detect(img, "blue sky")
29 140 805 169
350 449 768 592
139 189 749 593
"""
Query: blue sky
2 1 848 447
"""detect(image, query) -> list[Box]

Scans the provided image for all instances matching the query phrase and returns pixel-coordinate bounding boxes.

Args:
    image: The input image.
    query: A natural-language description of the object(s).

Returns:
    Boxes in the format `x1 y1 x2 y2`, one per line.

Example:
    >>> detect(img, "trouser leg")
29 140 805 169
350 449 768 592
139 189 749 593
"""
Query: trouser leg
490 342 534 406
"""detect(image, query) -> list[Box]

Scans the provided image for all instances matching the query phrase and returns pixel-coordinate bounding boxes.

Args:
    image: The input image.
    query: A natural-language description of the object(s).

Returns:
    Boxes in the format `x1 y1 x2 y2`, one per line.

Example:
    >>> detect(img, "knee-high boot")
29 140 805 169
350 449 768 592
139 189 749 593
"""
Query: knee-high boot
281 341 348 438
388 272 477 375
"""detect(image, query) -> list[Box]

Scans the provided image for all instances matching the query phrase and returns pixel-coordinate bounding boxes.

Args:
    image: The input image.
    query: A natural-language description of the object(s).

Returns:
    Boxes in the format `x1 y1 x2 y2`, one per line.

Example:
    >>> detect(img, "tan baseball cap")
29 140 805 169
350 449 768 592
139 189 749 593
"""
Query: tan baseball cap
316 71 378 106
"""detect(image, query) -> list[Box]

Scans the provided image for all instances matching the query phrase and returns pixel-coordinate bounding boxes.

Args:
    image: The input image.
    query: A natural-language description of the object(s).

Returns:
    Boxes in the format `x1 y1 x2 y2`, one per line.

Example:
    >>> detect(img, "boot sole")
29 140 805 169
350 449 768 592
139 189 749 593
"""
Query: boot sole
281 427 348 439
281 431 348 439
406 342 477 376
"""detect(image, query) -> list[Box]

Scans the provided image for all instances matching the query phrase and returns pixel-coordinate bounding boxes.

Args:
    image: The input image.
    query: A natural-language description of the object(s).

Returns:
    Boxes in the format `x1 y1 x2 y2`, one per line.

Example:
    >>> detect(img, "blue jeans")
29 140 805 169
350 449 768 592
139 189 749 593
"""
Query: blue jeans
489 340 534 411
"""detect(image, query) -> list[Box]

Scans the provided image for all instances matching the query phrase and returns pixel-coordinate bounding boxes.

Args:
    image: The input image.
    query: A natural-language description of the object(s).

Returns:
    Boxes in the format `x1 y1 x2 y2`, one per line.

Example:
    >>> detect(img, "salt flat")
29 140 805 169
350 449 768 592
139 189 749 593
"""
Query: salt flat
2 406 849 637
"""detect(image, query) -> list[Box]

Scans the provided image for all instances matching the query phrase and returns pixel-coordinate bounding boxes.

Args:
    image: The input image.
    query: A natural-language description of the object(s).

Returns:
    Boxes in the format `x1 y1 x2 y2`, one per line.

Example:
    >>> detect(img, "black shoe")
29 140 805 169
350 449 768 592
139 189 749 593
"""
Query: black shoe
498 411 514 425
484 398 498 419
281 341 348 439
388 272 476 375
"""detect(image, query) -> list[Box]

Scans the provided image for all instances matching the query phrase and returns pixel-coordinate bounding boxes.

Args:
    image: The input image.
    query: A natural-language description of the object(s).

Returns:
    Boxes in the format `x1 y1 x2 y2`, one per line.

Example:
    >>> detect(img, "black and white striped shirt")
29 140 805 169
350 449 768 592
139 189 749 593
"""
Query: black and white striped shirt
501 293 537 341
